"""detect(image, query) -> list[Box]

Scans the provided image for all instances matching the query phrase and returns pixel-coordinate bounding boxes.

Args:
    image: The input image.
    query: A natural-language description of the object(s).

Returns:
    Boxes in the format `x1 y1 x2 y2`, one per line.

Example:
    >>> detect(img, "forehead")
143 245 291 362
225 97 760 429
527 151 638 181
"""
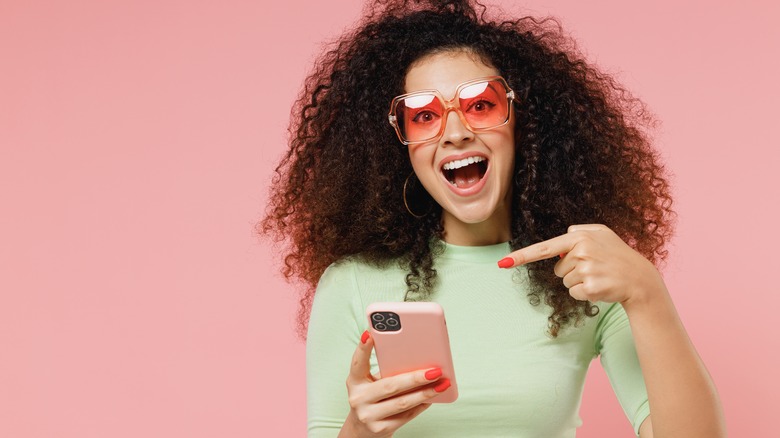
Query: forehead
404 51 499 99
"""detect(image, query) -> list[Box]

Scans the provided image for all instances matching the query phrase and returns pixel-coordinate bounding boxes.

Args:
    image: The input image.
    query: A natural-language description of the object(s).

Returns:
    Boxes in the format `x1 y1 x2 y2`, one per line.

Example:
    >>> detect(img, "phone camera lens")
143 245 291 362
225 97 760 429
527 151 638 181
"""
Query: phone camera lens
371 313 385 322
386 318 398 327
375 322 387 331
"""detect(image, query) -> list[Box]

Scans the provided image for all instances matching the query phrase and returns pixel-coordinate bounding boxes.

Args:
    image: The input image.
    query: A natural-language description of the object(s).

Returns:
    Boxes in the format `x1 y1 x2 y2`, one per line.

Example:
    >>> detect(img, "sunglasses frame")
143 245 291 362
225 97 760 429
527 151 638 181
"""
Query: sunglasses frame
388 76 516 145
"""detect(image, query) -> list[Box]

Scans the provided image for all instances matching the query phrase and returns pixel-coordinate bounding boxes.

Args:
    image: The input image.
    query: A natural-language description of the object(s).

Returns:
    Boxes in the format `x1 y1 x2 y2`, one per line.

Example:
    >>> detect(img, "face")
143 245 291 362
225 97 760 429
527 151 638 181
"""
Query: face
403 51 516 245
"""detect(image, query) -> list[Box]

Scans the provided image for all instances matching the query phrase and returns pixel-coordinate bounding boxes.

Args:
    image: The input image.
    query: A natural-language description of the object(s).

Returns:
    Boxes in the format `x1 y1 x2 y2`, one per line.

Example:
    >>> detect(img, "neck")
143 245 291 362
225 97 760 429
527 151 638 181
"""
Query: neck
441 207 512 246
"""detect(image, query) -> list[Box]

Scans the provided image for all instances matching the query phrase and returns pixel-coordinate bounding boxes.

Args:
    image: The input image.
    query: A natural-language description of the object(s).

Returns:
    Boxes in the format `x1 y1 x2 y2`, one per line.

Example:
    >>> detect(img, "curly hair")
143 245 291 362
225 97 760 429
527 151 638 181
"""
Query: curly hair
260 0 674 339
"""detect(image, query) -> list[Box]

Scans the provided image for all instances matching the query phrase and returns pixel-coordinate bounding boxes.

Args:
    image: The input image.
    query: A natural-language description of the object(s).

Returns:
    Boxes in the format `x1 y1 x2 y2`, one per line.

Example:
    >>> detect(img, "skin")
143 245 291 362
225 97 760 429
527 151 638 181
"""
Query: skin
502 225 727 436
404 51 516 246
340 50 726 437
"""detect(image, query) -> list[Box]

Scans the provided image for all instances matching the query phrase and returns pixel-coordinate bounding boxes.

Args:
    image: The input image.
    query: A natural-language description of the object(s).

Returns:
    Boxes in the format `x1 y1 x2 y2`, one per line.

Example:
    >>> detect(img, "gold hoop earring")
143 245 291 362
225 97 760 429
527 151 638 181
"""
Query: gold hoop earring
403 172 431 218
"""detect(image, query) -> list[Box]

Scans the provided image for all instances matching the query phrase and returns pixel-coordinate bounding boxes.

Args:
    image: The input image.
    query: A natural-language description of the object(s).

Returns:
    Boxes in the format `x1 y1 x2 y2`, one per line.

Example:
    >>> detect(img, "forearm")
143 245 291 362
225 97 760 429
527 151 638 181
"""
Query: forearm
622 278 726 437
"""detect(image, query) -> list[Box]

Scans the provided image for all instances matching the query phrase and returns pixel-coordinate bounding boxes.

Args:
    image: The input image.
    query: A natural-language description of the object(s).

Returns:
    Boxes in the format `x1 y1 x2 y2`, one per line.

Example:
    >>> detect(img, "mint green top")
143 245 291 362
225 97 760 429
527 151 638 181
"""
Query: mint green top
307 241 650 437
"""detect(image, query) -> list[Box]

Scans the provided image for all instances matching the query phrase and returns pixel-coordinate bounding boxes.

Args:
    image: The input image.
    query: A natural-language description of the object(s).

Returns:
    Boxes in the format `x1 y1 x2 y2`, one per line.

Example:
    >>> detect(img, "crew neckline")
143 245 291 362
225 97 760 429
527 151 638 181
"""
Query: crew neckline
438 240 512 263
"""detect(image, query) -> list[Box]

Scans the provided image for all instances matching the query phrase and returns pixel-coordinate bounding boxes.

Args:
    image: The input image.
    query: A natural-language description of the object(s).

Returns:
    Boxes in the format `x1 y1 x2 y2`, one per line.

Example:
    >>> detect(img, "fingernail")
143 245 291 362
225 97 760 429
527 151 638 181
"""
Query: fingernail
360 330 369 344
434 378 451 393
497 257 514 269
424 368 442 380
559 252 567 258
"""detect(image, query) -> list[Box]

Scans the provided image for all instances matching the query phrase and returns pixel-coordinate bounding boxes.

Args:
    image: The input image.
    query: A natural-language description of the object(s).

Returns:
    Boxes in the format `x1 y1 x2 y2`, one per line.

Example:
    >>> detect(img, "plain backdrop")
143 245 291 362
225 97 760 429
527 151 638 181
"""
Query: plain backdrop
2 0 779 436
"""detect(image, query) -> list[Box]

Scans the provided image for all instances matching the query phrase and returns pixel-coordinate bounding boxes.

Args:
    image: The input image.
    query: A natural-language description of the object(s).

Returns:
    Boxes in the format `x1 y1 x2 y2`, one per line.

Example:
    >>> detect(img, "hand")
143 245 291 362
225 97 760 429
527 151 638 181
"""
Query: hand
497 224 665 305
339 331 450 438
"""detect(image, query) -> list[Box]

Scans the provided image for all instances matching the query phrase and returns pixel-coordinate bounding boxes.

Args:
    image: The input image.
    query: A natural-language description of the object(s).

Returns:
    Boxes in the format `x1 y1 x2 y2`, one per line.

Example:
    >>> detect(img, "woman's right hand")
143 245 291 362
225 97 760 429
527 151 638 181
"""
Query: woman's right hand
338 330 450 438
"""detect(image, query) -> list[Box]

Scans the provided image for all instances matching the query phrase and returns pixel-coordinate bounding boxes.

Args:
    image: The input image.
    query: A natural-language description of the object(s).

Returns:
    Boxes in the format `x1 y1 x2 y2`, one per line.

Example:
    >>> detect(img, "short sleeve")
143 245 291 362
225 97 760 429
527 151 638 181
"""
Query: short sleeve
306 261 366 437
594 302 651 437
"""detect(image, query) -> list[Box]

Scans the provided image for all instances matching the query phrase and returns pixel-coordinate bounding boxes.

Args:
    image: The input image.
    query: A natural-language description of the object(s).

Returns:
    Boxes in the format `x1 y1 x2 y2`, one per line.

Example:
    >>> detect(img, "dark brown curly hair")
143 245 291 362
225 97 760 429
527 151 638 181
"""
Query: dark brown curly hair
260 0 674 339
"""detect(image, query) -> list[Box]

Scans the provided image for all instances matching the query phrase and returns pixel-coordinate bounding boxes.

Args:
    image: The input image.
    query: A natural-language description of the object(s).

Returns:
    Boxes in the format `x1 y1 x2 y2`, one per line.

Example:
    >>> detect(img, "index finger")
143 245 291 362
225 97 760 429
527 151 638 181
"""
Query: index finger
348 330 375 382
497 233 576 268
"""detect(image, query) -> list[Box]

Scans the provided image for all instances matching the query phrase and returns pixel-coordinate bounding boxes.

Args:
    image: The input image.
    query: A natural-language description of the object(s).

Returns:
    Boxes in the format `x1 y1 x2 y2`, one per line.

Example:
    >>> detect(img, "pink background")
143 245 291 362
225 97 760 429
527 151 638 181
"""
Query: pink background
1 0 778 436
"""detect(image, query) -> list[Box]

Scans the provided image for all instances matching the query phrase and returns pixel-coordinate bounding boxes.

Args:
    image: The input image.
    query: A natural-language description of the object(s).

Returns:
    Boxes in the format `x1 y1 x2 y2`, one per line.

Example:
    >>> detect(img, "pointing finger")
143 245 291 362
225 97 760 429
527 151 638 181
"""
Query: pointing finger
498 233 577 268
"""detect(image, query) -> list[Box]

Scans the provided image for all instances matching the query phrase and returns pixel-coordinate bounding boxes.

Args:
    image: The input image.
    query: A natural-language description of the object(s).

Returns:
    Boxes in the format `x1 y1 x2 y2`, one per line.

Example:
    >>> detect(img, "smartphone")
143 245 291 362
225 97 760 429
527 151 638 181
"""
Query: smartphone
366 302 458 403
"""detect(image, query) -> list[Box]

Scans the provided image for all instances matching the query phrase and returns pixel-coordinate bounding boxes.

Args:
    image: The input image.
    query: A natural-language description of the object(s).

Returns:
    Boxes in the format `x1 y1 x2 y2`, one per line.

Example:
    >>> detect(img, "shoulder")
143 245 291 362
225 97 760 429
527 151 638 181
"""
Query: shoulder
316 256 409 305
319 256 405 286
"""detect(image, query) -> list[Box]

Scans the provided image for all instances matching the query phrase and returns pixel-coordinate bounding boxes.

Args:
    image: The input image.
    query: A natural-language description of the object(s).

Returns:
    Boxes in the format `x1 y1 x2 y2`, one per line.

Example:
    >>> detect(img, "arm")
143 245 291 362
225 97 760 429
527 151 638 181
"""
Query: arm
595 302 652 436
622 274 726 437
307 262 365 437
639 416 653 437
499 224 726 437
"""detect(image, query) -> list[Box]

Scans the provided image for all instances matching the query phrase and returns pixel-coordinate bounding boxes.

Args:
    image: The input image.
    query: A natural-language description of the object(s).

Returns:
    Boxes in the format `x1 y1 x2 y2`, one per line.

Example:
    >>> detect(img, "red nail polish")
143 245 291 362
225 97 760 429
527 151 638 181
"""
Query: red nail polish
424 368 442 380
434 378 451 393
360 330 369 344
497 257 514 268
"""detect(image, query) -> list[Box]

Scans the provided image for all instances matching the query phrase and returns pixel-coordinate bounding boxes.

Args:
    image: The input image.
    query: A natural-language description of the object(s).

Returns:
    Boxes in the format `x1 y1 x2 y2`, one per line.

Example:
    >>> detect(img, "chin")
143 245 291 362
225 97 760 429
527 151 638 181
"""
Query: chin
452 210 495 224
442 199 503 224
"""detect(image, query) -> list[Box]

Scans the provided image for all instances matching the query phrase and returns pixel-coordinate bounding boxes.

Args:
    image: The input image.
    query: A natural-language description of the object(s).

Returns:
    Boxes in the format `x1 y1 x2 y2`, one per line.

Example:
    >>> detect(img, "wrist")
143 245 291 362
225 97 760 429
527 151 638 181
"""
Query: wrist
338 412 359 438
621 268 668 314
338 411 394 438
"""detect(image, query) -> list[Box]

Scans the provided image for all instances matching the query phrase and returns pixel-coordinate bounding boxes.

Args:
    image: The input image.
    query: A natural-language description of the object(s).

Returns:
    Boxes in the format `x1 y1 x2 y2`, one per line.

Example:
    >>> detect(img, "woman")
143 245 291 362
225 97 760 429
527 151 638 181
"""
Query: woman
262 0 726 436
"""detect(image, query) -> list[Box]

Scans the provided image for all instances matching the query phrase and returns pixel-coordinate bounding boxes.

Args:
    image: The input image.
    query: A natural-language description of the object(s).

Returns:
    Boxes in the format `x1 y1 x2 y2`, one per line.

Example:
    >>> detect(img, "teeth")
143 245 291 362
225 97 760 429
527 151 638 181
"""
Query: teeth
442 156 485 170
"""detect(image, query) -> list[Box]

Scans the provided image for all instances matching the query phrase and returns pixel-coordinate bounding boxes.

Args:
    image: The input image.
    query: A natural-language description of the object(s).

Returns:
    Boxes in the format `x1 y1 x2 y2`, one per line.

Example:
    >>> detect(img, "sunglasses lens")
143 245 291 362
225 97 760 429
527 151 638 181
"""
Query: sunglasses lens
395 93 443 143
458 80 510 130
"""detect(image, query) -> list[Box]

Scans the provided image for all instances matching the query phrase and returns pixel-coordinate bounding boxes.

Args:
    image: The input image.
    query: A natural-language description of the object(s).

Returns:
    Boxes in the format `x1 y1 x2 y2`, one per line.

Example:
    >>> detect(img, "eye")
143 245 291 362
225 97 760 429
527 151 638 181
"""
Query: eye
467 99 496 113
412 110 439 123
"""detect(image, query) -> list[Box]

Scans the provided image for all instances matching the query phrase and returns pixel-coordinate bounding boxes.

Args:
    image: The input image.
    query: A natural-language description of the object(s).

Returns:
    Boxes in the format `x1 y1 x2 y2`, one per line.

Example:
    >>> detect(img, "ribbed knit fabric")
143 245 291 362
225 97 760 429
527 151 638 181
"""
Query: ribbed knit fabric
306 241 650 437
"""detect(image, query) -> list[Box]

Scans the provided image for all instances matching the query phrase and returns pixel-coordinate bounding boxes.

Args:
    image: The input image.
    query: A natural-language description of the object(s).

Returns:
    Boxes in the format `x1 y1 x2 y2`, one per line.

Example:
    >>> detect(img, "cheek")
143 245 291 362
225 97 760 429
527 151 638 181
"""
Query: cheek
408 146 436 174
492 137 517 186
488 132 517 167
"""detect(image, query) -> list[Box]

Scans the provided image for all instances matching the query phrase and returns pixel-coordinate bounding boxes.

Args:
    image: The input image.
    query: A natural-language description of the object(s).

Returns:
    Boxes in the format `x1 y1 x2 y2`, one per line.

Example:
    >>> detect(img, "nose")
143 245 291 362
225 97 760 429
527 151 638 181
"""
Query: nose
440 109 474 146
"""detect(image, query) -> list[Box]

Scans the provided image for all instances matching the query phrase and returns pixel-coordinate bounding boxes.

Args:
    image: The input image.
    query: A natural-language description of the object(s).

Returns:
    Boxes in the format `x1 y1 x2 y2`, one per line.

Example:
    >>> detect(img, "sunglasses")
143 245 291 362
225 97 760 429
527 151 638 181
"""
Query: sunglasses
388 76 516 145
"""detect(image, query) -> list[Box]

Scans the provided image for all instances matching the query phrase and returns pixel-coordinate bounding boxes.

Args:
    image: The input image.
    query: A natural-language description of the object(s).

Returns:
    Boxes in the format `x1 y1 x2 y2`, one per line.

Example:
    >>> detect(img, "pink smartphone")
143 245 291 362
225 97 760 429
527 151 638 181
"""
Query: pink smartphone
366 302 458 403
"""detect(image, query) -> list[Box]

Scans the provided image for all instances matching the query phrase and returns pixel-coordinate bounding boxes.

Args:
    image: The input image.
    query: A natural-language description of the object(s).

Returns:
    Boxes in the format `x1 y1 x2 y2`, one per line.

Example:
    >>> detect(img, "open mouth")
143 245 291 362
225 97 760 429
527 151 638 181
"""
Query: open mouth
442 156 488 189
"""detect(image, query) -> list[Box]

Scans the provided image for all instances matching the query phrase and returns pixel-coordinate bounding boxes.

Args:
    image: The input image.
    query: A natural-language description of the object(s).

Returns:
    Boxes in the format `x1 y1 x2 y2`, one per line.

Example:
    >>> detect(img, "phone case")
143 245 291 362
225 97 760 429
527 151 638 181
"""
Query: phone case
366 302 458 403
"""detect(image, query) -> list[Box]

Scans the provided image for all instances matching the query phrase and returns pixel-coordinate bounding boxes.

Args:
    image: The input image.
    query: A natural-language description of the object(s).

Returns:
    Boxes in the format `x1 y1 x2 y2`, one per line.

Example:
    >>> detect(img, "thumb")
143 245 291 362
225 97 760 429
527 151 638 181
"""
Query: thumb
348 330 375 382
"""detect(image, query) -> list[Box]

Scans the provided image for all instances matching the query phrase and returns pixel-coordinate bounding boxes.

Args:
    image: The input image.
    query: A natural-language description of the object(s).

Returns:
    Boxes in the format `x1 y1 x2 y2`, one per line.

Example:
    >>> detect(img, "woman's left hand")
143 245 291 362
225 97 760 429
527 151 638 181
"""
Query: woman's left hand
497 224 666 304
